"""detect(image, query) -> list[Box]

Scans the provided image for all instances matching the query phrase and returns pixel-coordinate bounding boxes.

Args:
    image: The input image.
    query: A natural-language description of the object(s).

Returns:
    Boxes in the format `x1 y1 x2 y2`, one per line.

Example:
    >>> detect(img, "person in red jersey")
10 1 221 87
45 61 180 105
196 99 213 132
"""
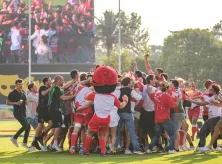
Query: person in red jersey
187 82 202 141
83 66 129 157
146 79 179 154
69 80 93 155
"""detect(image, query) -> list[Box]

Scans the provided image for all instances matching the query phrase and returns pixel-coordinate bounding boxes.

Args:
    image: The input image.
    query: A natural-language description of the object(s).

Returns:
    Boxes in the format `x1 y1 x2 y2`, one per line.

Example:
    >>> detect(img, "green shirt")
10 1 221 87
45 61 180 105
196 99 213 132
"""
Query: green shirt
48 85 65 113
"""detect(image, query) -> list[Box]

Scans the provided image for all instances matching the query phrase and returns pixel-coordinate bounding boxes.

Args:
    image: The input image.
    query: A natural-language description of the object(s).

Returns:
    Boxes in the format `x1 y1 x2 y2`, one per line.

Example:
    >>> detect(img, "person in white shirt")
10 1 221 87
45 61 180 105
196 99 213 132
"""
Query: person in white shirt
26 83 39 130
9 21 21 63
30 24 41 63
187 84 222 152
104 84 121 153
35 35 52 64
40 23 50 37
140 74 158 149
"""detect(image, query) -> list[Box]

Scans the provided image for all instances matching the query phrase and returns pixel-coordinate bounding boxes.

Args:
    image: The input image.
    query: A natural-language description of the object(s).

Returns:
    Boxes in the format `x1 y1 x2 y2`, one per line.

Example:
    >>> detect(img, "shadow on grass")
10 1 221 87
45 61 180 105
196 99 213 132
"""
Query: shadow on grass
167 152 221 164
0 151 168 164
0 151 221 164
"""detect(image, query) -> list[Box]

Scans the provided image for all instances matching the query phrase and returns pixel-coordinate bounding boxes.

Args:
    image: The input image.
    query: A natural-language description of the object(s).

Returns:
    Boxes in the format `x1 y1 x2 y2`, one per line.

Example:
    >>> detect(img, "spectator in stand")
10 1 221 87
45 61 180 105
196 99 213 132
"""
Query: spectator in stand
30 23 41 63
35 35 52 64
8 21 21 63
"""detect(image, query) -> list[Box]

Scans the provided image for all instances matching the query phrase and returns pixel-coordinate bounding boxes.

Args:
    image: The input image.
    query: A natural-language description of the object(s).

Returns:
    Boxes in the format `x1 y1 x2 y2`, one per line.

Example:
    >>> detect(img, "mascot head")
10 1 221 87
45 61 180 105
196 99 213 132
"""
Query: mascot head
92 66 118 94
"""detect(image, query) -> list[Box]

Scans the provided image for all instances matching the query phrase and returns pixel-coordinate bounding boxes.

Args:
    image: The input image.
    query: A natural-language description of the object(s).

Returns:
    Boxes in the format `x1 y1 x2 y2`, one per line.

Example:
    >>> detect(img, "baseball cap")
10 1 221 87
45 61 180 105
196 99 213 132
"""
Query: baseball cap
205 79 216 89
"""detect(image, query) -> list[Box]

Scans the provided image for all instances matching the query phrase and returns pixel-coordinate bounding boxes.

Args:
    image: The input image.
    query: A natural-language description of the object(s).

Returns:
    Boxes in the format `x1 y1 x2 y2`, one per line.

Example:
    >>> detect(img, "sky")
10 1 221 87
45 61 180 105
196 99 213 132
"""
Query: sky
94 0 222 45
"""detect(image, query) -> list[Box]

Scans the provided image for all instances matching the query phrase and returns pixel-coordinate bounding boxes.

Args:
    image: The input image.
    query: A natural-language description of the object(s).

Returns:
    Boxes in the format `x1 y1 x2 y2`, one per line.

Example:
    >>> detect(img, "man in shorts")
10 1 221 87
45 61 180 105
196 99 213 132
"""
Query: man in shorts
31 77 52 151
48 75 77 152
187 82 202 141
70 81 93 154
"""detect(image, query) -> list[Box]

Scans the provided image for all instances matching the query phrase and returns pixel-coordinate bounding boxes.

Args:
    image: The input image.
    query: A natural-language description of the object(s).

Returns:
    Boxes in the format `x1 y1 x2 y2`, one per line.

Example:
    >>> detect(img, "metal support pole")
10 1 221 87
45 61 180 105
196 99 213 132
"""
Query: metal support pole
118 0 121 74
28 0 31 83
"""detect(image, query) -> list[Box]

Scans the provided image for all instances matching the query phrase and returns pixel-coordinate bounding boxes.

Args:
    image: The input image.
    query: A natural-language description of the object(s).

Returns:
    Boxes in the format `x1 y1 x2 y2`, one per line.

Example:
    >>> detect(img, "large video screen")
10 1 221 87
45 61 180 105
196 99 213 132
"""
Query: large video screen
31 0 95 64
0 0 95 64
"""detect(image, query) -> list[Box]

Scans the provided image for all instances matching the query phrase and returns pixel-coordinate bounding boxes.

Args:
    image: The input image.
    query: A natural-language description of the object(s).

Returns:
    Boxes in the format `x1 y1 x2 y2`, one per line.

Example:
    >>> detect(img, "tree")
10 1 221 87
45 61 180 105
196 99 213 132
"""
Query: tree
212 20 222 40
160 28 222 87
96 10 149 56
101 47 157 74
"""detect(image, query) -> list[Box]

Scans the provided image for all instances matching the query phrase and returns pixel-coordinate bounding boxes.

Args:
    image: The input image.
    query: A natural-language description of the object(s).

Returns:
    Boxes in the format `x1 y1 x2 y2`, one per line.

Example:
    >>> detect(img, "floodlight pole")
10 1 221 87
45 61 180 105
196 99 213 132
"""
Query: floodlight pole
118 0 121 74
28 0 31 83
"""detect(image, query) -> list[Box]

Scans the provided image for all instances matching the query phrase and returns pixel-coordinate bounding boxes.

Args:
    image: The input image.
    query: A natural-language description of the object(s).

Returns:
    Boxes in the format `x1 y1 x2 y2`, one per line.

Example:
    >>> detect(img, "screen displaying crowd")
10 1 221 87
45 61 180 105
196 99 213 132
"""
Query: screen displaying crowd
0 0 95 64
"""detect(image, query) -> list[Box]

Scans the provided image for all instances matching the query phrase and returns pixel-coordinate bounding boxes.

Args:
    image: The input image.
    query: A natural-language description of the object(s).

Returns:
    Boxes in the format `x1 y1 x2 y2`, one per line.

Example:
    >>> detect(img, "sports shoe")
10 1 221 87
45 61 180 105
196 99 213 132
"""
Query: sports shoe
41 145 48 152
53 144 62 152
47 144 56 152
195 147 202 154
31 140 41 150
201 146 212 152
79 146 85 155
189 146 195 150
22 143 30 150
69 146 76 155
146 149 152 154
134 151 144 155
168 150 178 154
100 153 106 157
181 145 189 151
124 149 133 154
28 146 36 152
10 138 19 147
213 147 222 152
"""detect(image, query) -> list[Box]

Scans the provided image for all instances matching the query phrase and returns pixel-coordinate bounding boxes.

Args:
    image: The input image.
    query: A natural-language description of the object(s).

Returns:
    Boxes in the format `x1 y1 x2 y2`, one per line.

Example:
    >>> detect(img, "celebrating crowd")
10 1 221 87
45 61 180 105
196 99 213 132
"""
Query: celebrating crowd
0 0 95 64
6 56 222 157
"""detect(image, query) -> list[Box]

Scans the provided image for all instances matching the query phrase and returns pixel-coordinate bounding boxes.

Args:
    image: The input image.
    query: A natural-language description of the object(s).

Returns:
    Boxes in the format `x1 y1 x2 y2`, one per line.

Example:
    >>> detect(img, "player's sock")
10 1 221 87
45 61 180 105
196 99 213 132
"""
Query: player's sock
84 136 92 154
54 140 58 145
68 127 74 148
99 137 106 154
192 125 197 137
71 134 78 147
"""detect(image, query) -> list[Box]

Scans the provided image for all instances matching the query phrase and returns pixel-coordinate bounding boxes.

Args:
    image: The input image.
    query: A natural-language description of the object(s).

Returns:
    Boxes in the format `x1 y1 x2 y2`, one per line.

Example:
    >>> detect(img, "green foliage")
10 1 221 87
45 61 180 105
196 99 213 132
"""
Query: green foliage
160 28 222 87
96 10 149 56
101 48 157 74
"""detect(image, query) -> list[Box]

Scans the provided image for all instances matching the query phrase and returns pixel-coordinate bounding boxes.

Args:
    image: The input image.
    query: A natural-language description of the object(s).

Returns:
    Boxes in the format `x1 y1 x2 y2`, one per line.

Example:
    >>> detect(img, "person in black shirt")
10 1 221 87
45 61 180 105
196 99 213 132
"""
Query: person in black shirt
6 79 31 150
31 76 52 151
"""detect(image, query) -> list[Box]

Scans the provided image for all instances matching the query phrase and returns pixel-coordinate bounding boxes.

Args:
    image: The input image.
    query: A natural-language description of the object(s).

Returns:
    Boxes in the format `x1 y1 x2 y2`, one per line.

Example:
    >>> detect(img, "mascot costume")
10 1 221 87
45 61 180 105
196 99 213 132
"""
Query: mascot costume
83 66 128 157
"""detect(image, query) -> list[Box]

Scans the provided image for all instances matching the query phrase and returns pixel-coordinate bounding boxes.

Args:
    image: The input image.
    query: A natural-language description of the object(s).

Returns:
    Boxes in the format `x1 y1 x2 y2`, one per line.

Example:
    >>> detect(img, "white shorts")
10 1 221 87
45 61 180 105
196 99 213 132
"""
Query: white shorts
109 111 120 128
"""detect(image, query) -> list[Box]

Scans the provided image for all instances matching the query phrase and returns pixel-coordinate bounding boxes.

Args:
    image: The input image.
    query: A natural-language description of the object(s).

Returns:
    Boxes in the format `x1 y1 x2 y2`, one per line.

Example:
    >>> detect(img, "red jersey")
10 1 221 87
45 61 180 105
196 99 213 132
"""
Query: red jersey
150 92 176 123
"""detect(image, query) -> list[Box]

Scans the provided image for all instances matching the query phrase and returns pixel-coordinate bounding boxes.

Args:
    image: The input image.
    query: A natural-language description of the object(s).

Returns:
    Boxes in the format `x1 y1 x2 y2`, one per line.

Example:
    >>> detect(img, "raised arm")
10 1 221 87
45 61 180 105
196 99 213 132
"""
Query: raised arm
144 55 154 75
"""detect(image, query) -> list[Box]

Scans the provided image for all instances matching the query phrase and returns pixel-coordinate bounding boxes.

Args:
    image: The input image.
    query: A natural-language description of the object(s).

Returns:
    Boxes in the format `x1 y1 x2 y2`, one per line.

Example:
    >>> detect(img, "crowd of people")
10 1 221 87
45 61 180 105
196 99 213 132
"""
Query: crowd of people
6 56 222 157
0 0 95 64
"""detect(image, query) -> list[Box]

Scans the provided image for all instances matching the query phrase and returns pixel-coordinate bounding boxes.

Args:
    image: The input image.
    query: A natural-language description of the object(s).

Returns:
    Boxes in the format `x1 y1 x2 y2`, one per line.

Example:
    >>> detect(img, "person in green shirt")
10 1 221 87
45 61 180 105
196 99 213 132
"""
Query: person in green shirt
46 75 77 152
